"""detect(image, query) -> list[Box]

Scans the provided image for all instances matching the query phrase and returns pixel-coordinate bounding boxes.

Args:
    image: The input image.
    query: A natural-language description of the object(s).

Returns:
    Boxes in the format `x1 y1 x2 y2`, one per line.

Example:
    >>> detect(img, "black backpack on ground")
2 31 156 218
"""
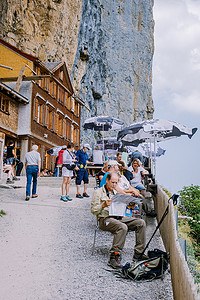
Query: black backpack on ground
112 249 169 282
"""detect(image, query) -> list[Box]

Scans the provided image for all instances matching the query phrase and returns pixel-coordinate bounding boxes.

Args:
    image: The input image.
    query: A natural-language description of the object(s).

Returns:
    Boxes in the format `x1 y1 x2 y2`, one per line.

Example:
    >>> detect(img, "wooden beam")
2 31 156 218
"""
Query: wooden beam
15 66 26 92
0 75 51 82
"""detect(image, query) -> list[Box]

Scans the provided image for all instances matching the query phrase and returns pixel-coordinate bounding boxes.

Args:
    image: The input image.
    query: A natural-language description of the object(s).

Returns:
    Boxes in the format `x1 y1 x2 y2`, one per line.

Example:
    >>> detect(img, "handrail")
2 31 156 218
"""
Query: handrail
154 186 199 300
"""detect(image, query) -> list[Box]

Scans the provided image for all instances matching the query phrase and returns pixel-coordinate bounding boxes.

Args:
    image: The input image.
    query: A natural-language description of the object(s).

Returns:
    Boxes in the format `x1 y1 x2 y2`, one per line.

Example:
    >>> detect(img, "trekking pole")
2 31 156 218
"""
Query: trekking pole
139 194 179 258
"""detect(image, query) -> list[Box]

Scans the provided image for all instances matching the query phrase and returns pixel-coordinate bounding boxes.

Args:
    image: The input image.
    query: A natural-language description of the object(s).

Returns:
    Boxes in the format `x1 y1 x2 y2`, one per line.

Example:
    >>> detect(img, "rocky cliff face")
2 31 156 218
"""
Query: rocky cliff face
72 0 154 143
0 0 82 72
0 0 154 143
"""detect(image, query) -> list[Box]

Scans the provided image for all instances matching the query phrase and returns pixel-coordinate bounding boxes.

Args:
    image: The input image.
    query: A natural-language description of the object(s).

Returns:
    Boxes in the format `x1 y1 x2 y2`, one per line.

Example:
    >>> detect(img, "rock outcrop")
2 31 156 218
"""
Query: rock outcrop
0 0 82 72
0 0 154 144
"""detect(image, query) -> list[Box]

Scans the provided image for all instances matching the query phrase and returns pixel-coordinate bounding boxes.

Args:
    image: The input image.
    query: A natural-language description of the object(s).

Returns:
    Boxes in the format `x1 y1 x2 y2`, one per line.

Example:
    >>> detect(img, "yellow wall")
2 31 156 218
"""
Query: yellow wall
0 44 33 77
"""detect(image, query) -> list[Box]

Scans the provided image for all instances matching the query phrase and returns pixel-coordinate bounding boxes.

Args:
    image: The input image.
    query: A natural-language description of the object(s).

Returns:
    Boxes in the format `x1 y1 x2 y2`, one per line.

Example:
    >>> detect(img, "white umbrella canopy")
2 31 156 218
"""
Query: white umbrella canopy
117 119 197 146
118 119 197 176
83 115 124 131
127 143 166 158
47 146 66 156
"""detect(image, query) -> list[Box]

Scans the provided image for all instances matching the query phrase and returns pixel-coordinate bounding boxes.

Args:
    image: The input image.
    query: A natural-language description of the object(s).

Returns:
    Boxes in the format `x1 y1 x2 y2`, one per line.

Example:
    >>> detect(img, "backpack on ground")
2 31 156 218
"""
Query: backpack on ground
114 249 169 282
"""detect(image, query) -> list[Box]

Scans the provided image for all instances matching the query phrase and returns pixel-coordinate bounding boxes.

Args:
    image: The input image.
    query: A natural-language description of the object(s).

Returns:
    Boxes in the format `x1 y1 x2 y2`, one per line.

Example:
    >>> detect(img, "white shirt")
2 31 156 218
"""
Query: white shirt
63 150 73 164
118 175 130 190
93 150 103 164
128 165 145 187
24 150 41 166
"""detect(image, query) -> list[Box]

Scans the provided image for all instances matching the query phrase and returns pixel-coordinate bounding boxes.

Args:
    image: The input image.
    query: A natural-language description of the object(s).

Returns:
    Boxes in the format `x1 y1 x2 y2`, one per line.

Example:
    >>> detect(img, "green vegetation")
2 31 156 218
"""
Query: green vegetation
178 185 200 257
0 209 6 217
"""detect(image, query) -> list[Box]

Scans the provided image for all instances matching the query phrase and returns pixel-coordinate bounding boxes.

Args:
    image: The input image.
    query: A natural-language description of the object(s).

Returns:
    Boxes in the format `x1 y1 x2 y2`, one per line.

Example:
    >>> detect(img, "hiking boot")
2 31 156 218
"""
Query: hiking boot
107 252 122 269
60 196 68 202
6 178 14 184
133 253 148 261
66 195 73 201
13 176 20 181
83 192 90 198
76 193 83 198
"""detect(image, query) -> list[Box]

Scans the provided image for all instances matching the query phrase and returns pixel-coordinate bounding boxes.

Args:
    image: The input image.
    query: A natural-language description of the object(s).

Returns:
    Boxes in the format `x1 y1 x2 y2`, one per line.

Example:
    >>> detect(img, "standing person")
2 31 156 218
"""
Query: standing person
61 143 78 202
6 141 16 172
24 145 41 201
75 144 94 198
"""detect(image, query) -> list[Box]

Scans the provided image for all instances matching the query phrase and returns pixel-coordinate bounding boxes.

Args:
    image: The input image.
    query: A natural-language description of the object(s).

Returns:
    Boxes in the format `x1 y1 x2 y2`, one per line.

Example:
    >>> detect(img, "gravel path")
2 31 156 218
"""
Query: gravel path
0 176 173 300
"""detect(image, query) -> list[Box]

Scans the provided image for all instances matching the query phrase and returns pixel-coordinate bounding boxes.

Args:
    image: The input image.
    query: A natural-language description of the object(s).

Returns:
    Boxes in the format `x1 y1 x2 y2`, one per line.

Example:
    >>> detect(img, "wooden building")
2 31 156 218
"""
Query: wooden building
0 38 84 173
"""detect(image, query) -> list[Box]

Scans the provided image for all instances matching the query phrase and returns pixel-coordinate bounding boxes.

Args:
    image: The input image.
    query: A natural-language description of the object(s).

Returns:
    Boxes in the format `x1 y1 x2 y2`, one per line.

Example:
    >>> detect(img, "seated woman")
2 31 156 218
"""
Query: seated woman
3 160 19 183
128 158 149 198
97 161 109 183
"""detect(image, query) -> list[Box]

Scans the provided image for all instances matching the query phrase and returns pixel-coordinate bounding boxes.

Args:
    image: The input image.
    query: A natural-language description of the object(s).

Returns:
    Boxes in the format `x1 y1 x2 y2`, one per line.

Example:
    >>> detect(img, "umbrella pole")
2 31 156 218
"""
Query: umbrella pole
154 134 156 178
102 124 104 154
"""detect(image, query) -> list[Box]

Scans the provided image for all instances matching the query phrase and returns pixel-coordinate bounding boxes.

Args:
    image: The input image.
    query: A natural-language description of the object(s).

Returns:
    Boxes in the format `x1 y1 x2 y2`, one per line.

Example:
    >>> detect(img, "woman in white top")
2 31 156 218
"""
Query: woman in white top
128 158 148 197
61 143 78 202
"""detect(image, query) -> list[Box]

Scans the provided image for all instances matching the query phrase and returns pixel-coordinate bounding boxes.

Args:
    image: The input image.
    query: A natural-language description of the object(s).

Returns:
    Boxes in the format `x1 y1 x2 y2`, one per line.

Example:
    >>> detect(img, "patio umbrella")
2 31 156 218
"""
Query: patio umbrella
83 116 124 151
96 139 121 153
117 119 197 146
118 119 197 175
47 146 66 156
83 116 124 131
127 143 166 158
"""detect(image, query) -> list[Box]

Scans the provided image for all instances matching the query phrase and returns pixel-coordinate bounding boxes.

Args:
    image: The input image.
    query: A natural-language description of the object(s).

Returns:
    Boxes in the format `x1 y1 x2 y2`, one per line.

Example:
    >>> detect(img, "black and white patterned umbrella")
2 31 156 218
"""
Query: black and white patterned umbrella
117 119 197 146
83 116 124 131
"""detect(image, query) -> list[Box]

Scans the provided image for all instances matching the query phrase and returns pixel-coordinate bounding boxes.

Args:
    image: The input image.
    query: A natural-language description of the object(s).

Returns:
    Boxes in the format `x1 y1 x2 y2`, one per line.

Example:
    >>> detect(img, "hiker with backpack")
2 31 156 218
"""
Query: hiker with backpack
91 172 147 269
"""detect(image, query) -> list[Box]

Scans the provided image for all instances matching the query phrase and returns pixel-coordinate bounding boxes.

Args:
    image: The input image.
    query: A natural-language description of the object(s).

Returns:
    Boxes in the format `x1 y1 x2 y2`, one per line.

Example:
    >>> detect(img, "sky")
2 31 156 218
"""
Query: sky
152 0 200 193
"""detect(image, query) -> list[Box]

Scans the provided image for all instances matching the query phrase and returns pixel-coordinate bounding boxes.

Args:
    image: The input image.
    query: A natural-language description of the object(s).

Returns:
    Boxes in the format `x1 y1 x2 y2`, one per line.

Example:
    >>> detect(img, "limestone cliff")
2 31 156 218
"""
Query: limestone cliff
0 0 82 72
0 0 154 143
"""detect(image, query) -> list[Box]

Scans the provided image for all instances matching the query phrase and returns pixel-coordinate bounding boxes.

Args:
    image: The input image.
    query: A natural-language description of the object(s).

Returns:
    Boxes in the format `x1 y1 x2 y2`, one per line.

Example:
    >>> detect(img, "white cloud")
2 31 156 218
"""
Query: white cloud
153 0 200 116
172 91 200 114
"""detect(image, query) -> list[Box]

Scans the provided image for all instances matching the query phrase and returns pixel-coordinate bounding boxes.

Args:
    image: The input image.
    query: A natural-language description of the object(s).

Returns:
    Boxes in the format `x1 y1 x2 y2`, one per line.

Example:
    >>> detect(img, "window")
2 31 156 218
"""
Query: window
65 121 71 140
34 98 45 125
74 101 80 117
59 70 64 81
58 87 65 104
50 80 57 98
65 93 71 110
0 94 9 113
73 127 80 145
58 116 63 136
41 77 50 93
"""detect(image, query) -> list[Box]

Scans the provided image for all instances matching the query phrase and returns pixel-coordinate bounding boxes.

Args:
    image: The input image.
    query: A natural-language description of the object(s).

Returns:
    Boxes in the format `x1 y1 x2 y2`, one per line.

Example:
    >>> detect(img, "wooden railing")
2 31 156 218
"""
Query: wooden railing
154 186 199 300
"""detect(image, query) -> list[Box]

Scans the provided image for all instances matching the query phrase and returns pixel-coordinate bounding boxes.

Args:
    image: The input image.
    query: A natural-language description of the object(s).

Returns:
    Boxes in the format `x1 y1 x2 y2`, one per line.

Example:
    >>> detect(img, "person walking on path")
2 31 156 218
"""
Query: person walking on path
75 144 94 198
91 172 147 269
61 143 78 202
24 145 41 201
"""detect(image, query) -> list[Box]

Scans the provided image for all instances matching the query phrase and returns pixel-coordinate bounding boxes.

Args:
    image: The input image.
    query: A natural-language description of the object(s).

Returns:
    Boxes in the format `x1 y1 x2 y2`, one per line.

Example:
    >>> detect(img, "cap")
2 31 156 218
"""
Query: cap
83 143 91 150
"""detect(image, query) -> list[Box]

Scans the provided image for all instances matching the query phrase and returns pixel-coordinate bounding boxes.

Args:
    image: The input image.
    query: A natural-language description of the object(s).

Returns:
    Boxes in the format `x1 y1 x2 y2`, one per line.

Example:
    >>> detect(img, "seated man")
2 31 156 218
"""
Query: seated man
91 172 147 269
3 160 20 184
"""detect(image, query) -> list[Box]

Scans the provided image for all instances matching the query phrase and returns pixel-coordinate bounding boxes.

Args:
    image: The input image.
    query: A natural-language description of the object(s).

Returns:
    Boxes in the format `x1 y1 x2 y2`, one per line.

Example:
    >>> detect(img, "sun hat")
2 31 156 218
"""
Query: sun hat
83 143 91 150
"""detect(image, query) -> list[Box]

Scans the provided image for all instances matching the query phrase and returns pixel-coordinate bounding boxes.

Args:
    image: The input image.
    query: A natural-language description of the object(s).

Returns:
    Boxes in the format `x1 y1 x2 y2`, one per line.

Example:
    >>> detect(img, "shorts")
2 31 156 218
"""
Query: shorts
76 169 89 185
135 184 146 191
62 167 73 177
6 158 15 165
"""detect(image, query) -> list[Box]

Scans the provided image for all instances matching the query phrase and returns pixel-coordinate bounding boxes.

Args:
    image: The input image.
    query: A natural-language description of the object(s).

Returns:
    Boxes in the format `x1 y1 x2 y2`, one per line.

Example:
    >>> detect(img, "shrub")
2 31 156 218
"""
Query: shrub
178 185 200 255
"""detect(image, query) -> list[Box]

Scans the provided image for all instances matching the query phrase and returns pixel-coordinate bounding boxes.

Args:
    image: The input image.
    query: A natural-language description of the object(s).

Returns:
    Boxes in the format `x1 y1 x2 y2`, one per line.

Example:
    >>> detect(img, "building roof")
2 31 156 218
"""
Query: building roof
0 38 37 62
42 61 62 71
0 81 30 104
